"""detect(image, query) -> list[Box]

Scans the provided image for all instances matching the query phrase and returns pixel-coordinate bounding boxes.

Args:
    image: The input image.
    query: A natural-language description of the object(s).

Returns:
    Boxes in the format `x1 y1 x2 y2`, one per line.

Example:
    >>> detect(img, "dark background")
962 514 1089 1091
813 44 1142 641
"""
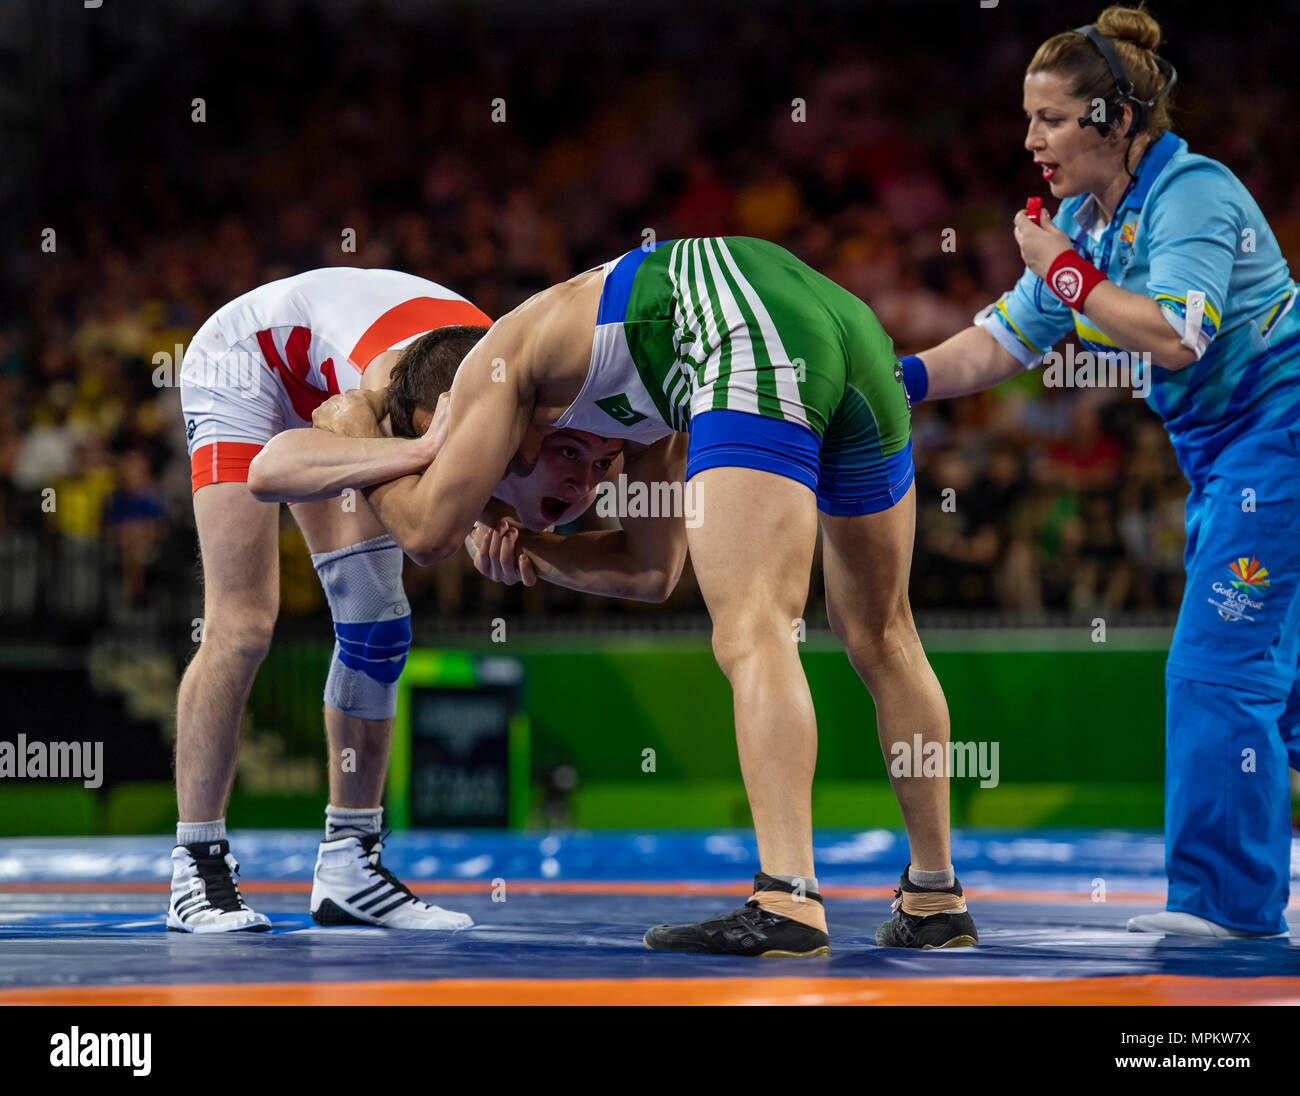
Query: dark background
2 0 1298 648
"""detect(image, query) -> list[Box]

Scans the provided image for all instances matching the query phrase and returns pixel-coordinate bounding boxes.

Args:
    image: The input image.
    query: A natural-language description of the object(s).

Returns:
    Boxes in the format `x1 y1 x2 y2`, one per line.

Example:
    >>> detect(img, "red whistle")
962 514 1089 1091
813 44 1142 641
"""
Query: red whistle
1025 197 1043 225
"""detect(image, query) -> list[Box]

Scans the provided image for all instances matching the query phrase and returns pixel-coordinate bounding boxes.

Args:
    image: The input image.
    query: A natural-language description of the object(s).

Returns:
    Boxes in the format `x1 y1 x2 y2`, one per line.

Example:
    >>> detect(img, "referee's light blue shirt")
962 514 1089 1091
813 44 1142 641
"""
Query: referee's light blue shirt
977 131 1300 488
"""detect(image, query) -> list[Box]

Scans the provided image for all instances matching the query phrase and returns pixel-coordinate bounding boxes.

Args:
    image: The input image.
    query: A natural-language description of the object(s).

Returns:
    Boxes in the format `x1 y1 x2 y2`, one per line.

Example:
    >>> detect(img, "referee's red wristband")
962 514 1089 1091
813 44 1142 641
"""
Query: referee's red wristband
1045 249 1106 311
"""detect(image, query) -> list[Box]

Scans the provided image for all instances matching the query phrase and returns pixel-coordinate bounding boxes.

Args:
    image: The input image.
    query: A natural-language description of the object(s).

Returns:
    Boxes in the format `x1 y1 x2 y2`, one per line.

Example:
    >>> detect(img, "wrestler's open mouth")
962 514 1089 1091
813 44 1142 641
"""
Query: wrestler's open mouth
541 497 570 522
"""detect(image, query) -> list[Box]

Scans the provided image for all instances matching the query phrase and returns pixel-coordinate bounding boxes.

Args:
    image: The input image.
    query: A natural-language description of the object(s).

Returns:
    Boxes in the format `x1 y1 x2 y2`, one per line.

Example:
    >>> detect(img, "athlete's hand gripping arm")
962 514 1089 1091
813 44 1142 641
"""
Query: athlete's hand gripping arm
466 434 689 602
247 389 442 502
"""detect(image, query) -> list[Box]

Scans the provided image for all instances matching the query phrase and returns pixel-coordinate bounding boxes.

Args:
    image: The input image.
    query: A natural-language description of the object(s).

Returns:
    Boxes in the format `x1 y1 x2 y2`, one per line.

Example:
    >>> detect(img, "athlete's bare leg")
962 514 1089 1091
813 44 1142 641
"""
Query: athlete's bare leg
289 496 395 809
821 483 951 872
176 483 280 821
292 495 471 931
686 466 820 879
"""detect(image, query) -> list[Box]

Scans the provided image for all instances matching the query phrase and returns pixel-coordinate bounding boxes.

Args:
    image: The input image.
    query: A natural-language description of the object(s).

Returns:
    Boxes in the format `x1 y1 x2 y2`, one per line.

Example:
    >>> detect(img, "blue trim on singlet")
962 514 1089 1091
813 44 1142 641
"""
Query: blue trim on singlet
818 438 916 516
596 241 675 326
686 409 822 492
686 409 915 515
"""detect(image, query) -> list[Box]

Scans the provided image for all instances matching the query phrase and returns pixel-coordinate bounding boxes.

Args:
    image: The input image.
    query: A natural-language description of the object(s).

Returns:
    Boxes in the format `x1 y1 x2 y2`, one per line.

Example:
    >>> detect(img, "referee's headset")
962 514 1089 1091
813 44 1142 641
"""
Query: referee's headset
1073 23 1178 140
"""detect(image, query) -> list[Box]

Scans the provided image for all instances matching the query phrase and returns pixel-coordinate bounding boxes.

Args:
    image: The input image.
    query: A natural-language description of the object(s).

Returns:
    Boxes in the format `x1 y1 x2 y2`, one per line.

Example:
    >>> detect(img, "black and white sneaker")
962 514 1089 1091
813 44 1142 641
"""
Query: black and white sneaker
310 833 473 930
166 840 271 934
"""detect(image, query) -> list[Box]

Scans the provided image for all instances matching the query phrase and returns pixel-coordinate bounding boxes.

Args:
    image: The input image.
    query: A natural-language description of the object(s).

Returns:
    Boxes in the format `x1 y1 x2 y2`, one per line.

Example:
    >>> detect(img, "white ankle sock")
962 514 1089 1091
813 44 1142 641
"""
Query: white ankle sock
325 804 382 841
177 818 226 846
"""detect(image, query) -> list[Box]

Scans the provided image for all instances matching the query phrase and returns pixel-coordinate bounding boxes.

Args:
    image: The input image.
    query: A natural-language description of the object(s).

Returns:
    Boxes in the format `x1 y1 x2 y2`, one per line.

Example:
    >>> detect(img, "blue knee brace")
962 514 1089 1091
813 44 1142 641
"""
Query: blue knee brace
311 535 411 720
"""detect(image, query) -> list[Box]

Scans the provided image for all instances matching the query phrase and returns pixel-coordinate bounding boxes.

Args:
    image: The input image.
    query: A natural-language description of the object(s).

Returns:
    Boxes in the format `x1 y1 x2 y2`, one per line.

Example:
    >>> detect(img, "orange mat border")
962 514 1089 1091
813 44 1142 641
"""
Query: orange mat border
2 975 1296 1006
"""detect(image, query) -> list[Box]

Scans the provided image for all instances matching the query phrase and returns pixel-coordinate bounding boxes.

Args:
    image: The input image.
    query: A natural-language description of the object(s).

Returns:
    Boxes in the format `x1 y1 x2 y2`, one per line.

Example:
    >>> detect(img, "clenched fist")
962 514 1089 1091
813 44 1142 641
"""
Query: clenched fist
312 389 388 438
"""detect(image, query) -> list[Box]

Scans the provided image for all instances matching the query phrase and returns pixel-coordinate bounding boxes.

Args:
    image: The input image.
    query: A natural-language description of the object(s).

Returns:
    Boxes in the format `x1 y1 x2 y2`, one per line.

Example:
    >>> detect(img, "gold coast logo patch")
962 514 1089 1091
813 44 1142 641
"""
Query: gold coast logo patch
1229 556 1270 591
1209 556 1270 622
1117 219 1138 269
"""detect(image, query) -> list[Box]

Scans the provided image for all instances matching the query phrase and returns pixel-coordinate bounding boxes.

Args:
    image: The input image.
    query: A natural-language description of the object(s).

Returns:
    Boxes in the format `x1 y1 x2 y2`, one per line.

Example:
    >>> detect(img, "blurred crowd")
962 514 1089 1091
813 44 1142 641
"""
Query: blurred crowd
4 1 1299 636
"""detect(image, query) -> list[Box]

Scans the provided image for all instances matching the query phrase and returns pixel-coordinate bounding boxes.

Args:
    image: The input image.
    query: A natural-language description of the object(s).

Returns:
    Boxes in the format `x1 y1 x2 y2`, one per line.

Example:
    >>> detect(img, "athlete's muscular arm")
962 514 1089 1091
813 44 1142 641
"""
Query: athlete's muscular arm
362 295 551 565
469 435 689 602
247 389 438 502
913 326 1025 400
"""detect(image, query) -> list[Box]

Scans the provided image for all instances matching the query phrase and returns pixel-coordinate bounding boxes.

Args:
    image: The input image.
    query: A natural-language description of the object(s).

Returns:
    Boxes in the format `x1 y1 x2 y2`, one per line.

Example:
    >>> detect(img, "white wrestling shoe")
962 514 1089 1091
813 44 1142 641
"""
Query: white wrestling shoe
1126 911 1288 938
166 840 272 934
310 833 473 930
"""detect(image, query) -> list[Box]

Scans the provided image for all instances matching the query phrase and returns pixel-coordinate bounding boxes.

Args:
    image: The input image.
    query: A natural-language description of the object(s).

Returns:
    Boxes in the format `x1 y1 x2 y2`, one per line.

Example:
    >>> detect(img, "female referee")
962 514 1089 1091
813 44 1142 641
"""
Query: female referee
900 5 1299 937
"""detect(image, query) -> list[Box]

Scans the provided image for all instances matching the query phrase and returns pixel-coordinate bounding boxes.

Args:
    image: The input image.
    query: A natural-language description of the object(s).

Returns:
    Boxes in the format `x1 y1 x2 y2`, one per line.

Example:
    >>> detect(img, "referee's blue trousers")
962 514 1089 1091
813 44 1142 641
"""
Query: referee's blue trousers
1164 424 1300 934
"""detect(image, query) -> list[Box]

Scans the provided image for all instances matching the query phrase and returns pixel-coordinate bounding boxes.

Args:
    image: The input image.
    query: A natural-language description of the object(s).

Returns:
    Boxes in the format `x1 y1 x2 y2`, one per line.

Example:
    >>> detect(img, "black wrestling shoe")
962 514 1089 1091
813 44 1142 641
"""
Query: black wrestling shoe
875 866 978 948
644 873 831 957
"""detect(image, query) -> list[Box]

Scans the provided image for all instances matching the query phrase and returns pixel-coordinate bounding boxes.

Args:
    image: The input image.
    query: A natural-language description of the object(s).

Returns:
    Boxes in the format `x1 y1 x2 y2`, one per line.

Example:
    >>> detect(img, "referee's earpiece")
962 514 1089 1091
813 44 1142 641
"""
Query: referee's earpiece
1077 98 1130 139
1078 100 1138 141
1072 24 1176 140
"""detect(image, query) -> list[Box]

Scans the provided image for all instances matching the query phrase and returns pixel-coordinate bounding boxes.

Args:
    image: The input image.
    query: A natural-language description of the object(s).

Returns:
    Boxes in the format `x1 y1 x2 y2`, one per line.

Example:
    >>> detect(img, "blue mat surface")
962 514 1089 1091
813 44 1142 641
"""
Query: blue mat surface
0 830 1296 988
0 827 1170 882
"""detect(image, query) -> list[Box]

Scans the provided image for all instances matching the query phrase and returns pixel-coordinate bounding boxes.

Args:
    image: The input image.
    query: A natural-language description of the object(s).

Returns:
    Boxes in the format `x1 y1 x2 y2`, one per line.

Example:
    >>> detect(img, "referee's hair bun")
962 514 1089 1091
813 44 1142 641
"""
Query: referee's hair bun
1094 4 1162 51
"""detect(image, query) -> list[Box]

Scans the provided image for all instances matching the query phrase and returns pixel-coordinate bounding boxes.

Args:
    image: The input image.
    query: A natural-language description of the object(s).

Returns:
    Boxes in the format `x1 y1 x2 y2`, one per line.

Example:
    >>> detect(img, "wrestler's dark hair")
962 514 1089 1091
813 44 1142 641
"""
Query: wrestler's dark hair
387 325 491 439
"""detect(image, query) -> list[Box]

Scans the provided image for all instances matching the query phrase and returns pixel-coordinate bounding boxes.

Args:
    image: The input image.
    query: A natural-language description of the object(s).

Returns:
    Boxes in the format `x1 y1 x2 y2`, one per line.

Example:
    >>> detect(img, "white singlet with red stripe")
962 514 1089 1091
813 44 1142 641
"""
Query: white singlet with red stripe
180 268 490 492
